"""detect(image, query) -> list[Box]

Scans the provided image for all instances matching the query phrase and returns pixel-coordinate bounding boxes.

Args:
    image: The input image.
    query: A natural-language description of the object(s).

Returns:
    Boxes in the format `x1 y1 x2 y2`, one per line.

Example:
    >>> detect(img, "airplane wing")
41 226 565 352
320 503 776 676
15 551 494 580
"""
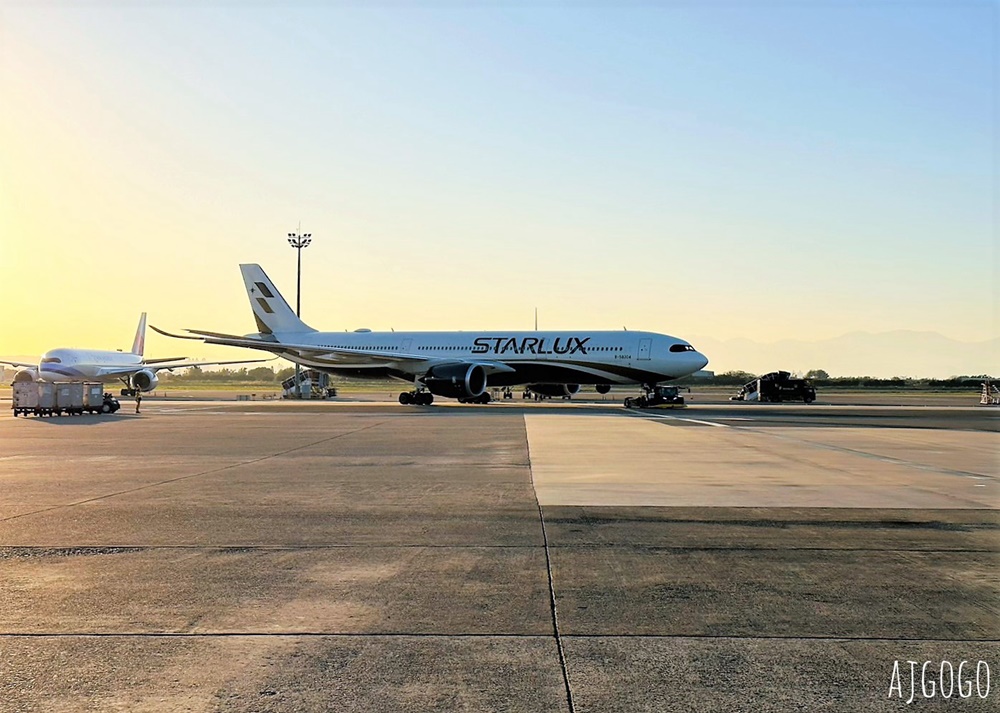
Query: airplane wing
151 326 516 375
153 325 431 364
146 357 276 372
142 356 192 365
0 359 37 369
93 357 274 379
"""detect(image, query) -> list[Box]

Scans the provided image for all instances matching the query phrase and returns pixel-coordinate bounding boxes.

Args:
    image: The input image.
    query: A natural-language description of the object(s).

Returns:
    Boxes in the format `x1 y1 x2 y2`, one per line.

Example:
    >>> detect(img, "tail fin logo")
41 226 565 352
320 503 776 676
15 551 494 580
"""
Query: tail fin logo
240 264 316 335
249 284 276 332
253 282 275 299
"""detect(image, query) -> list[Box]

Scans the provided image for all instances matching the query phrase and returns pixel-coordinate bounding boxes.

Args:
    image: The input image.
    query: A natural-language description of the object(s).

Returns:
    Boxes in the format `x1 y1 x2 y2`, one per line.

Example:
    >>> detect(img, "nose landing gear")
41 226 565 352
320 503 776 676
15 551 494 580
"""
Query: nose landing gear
625 384 686 409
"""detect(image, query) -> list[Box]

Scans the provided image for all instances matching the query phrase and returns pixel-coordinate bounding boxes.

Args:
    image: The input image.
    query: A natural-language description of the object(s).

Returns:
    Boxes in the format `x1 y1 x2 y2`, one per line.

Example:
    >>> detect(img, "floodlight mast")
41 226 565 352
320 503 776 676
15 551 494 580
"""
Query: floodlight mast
287 232 312 317
287 231 312 399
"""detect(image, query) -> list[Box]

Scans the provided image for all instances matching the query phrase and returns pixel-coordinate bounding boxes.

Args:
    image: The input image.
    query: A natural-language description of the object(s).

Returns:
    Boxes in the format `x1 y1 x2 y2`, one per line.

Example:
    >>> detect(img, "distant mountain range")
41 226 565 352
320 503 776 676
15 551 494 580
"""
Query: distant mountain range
688 331 999 379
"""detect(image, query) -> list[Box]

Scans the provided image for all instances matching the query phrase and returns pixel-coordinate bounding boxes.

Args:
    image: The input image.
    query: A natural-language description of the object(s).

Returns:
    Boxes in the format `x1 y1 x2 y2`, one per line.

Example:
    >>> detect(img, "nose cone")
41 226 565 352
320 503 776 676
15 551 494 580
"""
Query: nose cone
676 351 708 377
38 350 75 381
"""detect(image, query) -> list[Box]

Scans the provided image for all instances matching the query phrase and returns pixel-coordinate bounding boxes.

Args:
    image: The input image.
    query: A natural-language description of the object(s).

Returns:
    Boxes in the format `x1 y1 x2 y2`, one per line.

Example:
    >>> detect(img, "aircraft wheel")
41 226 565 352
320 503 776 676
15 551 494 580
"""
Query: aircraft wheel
422 393 434 406
399 392 412 405
624 397 632 408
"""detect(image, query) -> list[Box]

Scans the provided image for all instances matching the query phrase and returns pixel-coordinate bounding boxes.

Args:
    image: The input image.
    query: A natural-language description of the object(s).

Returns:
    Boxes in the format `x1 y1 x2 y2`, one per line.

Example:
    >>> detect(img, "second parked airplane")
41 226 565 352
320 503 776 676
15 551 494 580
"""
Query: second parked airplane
2 313 270 395
154 264 709 405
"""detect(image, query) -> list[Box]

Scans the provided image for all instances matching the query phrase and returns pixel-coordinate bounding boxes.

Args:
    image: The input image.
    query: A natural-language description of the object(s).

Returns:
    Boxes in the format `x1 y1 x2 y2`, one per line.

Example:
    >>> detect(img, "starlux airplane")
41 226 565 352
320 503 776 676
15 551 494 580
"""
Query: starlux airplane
153 264 709 406
1 313 269 394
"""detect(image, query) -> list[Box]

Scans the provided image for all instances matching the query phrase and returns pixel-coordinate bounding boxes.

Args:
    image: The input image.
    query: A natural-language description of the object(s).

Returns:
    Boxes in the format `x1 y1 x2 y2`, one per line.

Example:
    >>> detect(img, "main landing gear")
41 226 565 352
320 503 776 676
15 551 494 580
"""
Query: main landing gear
398 391 493 405
458 392 492 405
399 391 434 406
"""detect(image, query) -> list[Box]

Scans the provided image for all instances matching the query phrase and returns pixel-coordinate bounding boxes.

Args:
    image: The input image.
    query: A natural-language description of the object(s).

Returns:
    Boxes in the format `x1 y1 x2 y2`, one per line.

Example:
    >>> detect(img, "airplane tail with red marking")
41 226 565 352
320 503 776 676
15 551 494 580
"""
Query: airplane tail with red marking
131 313 147 356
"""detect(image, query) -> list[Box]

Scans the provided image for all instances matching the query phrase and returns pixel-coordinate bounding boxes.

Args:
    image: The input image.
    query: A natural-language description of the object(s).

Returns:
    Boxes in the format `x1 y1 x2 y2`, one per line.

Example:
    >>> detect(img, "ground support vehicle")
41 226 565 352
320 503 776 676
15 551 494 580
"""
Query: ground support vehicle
281 369 336 399
54 383 85 415
84 384 121 413
731 371 816 404
12 381 52 416
982 379 1000 405
624 385 686 409
12 382 120 416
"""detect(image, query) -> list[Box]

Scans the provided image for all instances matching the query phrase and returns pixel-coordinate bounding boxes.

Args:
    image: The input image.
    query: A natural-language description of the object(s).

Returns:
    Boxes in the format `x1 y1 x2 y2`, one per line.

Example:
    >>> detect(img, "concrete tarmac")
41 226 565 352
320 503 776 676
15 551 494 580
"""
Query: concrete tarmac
0 401 997 712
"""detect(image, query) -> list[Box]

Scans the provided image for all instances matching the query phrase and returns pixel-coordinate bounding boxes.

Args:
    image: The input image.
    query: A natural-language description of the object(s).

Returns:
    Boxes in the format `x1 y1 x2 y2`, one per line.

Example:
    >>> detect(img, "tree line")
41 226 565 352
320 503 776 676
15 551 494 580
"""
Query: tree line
158 366 298 383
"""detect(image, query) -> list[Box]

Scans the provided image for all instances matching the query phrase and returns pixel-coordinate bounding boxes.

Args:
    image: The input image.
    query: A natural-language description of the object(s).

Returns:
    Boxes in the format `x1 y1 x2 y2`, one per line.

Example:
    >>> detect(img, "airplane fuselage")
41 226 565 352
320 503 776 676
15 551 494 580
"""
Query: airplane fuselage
3 312 269 393
155 264 710 403
263 329 707 387
37 349 142 383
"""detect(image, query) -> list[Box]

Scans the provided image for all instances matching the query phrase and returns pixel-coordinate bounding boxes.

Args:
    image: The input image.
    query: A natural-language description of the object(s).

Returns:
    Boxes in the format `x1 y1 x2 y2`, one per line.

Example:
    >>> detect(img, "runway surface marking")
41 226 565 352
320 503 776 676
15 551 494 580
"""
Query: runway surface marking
641 413 731 428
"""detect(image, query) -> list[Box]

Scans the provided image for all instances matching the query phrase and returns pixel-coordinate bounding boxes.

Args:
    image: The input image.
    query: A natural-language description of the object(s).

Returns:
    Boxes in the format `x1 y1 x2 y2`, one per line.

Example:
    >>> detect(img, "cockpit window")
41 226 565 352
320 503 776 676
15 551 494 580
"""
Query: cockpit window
40 357 62 364
669 344 696 353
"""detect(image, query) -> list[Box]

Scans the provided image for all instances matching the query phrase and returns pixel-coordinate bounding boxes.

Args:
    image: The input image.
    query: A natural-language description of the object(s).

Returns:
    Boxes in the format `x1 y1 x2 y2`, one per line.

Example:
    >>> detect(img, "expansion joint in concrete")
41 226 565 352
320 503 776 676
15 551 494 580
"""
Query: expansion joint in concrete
524 417 576 713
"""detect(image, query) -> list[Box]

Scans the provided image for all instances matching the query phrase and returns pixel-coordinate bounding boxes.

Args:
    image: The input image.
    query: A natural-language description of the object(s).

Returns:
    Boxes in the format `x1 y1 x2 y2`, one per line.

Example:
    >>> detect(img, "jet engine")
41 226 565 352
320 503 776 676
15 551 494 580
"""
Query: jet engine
423 363 487 399
13 368 39 383
528 383 580 398
595 384 611 394
130 369 159 392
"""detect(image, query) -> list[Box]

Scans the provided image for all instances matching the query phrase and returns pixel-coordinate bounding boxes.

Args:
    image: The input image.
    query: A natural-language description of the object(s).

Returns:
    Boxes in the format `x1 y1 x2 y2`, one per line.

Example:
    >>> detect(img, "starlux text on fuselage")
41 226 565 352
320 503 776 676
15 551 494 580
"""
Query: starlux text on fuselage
471 337 591 356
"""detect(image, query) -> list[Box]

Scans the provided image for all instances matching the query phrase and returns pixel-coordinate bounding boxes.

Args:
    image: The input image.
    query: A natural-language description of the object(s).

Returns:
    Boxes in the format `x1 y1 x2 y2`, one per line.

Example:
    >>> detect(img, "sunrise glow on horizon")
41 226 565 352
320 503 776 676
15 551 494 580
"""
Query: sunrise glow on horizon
0 2 995 377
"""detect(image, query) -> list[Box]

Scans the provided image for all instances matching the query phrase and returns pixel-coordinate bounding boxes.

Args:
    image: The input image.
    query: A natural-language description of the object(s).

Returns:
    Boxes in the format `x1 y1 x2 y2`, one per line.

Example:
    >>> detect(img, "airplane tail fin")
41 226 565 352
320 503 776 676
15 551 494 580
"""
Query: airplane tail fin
131 313 147 356
240 264 317 335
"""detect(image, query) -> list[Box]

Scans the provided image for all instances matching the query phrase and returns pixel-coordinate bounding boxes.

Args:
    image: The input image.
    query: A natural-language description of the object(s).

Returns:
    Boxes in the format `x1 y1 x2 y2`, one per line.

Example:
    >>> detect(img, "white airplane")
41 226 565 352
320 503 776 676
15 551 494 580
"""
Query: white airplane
2 313 270 394
153 264 709 405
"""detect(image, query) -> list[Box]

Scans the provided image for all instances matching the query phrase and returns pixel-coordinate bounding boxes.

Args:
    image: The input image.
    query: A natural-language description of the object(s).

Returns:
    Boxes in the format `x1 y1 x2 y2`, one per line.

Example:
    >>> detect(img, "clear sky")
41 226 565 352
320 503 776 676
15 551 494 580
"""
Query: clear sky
0 1 995 373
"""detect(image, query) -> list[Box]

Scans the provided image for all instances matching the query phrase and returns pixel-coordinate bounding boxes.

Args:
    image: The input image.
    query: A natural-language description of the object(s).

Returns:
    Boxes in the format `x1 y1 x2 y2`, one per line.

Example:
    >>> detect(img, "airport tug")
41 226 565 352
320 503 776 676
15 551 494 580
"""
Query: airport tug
624 385 687 409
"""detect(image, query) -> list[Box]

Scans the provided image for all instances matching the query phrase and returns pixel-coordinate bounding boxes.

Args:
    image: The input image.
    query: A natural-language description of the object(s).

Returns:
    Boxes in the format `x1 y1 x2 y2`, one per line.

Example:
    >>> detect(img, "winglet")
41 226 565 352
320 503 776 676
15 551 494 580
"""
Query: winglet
131 313 147 356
